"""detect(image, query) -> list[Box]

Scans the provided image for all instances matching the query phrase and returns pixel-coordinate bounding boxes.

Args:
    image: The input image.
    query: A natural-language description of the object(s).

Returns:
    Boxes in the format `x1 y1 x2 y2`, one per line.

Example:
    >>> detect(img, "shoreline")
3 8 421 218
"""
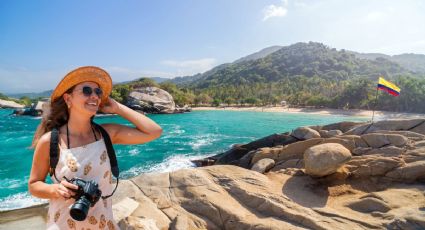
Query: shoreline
192 106 425 119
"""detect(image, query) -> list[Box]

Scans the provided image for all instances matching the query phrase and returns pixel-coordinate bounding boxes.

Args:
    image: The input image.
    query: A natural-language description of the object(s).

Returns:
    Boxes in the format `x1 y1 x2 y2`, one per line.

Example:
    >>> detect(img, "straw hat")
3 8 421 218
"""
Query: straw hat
51 66 112 105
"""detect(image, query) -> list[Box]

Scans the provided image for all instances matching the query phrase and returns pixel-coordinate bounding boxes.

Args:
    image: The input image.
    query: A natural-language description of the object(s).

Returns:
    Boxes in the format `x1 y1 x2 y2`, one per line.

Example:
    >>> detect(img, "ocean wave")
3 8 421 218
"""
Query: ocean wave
188 133 221 150
128 148 140 156
121 153 216 178
0 192 47 211
168 129 185 135
0 177 27 189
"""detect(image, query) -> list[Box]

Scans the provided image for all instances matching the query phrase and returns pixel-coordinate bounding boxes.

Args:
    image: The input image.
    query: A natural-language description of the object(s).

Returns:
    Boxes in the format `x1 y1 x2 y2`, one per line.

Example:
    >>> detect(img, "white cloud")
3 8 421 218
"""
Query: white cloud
262 0 288 21
161 58 217 76
363 11 386 22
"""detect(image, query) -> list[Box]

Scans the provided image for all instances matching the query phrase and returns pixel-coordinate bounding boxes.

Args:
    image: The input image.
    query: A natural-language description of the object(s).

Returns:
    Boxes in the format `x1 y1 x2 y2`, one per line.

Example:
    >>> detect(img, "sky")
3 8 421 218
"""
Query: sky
1 0 425 94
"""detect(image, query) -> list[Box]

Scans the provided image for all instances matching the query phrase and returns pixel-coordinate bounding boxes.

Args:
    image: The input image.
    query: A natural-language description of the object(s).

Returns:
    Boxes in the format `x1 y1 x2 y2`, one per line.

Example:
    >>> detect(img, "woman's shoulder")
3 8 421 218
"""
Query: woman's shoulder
37 131 52 147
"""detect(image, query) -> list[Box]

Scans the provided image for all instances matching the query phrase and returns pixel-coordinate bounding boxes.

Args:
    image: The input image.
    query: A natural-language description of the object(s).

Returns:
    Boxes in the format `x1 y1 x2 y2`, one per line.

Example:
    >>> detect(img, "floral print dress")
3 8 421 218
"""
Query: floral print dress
46 138 119 230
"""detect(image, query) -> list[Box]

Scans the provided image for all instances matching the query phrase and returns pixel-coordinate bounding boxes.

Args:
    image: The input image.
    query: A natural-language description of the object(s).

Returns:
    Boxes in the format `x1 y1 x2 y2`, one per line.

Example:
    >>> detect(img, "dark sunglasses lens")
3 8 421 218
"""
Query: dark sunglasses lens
94 88 103 96
82 86 92 96
81 87 102 97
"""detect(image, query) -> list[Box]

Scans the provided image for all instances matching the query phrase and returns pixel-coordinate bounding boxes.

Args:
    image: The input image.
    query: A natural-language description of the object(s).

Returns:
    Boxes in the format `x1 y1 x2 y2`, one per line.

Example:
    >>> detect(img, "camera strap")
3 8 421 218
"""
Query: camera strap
49 122 120 198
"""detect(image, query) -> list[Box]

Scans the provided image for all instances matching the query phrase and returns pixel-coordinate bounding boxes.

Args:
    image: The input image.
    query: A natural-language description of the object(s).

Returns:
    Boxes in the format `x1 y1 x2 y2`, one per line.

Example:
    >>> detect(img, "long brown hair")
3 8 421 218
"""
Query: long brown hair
31 86 75 148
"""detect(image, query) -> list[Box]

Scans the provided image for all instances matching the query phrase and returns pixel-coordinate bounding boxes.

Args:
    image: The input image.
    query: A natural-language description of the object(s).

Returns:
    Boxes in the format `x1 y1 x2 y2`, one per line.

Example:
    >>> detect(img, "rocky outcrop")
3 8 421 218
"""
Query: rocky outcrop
0 99 24 109
108 163 425 230
251 158 275 173
126 87 191 114
2 119 425 230
292 126 321 140
345 119 425 135
304 143 352 177
110 118 423 229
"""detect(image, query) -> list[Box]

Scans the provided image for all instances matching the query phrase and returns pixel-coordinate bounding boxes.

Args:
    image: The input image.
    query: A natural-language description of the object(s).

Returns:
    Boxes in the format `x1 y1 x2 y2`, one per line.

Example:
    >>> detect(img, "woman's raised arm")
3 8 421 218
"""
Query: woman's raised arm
100 98 163 145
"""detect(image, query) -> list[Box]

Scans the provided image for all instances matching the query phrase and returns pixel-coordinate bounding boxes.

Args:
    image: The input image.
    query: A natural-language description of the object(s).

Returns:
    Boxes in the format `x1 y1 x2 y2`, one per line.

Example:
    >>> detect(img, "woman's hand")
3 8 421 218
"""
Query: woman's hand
53 180 78 199
99 97 121 114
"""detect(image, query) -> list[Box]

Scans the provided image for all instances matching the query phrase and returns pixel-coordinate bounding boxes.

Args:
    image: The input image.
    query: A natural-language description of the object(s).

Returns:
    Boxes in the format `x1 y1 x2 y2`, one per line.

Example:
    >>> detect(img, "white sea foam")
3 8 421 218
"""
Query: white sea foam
0 192 47 211
121 153 217 178
128 148 140 156
0 177 27 189
188 134 220 150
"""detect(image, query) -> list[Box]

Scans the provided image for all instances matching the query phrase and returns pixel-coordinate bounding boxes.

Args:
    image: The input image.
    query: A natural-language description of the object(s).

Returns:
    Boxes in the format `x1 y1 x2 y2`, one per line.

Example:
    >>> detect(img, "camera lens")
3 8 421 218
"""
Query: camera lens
70 196 91 221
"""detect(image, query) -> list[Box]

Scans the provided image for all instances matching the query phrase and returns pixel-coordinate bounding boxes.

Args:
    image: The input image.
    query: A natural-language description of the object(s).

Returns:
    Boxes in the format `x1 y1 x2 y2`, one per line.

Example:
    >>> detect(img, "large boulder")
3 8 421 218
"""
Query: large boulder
291 127 321 140
126 87 176 114
251 158 275 173
319 129 343 138
304 143 352 177
361 133 409 148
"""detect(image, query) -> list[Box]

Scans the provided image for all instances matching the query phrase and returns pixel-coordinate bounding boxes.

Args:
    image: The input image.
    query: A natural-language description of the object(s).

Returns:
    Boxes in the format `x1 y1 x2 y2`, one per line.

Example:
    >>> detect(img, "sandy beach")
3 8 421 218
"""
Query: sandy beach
192 106 425 120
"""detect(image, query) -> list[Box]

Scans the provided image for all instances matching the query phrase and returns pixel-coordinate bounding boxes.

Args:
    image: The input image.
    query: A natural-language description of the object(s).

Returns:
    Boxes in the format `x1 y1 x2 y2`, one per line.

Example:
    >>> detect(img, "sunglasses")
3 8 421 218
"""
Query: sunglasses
77 86 103 97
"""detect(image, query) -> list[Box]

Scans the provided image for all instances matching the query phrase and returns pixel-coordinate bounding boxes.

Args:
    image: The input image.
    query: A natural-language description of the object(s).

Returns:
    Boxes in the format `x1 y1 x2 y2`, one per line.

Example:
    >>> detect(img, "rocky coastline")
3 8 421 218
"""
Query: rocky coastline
1 118 425 229
7 86 192 117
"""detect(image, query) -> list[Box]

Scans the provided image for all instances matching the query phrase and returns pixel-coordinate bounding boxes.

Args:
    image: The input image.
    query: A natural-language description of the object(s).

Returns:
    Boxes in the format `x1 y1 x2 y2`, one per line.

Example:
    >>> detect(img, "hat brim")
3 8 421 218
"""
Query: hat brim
51 66 112 106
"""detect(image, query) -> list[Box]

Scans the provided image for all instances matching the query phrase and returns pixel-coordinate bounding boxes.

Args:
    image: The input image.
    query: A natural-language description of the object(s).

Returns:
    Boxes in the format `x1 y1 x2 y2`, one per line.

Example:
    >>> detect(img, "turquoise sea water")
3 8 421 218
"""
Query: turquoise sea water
0 108 366 210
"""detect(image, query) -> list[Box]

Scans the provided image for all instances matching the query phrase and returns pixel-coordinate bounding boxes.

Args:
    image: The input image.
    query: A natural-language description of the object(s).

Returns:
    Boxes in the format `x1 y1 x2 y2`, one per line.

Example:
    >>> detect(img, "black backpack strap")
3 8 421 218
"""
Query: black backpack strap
92 123 119 178
49 128 60 178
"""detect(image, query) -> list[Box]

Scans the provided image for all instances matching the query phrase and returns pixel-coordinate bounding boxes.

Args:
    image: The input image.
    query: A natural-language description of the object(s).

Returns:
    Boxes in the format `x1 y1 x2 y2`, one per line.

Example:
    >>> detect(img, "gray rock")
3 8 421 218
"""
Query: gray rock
352 147 373 156
292 127 321 140
319 129 343 138
216 133 298 165
304 143 352 177
251 158 275 173
250 147 280 165
361 133 408 148
270 159 304 171
366 146 404 157
127 86 176 113
385 161 425 182
322 121 366 133
346 197 391 213
349 156 403 177
345 119 425 135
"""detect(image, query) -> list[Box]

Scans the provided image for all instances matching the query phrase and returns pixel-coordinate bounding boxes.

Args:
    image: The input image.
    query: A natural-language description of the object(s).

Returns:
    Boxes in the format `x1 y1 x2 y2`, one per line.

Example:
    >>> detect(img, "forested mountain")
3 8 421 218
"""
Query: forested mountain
170 46 283 86
162 42 425 113
351 52 425 74
187 42 410 89
233 46 282 63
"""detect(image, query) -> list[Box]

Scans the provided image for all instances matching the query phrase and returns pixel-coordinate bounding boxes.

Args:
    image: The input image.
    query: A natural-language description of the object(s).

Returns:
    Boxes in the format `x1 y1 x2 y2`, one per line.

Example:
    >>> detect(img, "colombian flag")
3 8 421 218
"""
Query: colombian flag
377 77 400 96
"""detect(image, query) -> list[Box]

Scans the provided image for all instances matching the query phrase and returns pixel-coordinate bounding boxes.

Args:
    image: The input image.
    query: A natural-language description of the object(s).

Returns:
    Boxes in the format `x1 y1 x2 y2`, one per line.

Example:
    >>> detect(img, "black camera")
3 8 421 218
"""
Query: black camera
66 177 102 221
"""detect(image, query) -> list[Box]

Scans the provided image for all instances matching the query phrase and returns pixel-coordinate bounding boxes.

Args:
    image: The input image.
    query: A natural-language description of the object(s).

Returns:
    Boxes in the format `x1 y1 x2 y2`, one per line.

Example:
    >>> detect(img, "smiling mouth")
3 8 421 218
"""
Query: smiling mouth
86 102 98 106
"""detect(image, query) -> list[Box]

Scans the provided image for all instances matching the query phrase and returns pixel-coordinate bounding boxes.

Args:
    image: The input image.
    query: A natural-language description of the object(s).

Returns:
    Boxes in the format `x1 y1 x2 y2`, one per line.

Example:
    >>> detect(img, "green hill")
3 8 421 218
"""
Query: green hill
169 42 424 113
350 52 425 74
188 42 410 89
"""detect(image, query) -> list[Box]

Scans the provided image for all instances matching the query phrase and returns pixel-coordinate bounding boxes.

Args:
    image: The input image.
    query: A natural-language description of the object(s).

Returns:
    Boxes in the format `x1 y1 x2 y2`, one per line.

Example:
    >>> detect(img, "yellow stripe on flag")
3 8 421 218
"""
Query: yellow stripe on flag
378 77 400 92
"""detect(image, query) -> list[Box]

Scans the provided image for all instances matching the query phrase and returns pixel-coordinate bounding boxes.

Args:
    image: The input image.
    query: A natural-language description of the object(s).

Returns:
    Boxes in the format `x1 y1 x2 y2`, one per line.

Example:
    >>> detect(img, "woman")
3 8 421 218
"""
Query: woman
28 66 162 229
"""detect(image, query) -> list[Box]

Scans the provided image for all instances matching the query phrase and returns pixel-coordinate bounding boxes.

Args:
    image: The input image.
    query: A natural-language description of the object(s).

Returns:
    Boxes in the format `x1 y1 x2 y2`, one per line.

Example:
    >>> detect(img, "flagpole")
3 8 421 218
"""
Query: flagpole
371 87 379 123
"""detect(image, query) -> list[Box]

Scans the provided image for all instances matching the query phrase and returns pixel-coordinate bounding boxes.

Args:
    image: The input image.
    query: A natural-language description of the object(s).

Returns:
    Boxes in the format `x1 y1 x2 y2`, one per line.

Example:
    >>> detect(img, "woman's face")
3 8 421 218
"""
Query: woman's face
64 82 102 116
